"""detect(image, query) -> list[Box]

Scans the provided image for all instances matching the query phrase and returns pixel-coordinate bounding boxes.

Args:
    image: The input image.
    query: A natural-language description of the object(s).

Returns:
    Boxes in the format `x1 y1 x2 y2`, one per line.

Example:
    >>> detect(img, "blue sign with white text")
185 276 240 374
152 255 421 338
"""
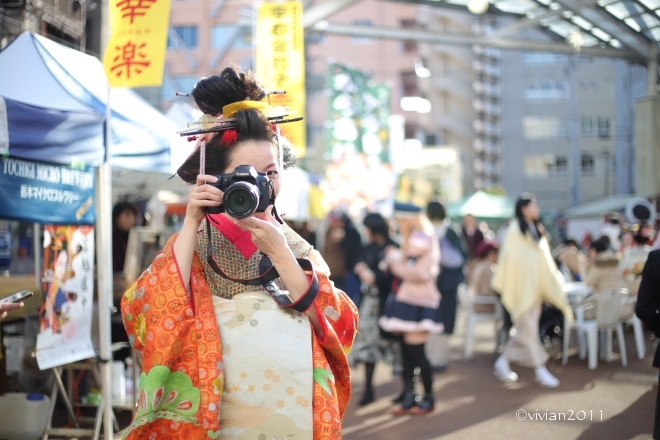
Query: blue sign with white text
0 157 96 224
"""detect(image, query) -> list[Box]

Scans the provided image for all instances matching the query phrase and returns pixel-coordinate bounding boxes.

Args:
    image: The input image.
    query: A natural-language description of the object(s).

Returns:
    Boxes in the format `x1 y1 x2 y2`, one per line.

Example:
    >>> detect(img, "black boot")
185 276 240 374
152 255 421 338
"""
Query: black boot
410 395 435 415
359 388 374 406
392 390 417 415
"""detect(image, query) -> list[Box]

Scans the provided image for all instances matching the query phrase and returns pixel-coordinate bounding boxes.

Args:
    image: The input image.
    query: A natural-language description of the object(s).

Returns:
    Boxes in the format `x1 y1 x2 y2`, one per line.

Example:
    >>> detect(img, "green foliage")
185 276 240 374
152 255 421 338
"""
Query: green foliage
482 186 507 196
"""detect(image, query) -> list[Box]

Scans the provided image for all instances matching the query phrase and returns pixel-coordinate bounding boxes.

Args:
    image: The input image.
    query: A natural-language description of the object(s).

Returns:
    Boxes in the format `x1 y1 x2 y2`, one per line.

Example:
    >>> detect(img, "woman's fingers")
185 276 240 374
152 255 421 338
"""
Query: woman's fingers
190 190 223 201
262 205 279 225
235 216 263 230
195 174 218 186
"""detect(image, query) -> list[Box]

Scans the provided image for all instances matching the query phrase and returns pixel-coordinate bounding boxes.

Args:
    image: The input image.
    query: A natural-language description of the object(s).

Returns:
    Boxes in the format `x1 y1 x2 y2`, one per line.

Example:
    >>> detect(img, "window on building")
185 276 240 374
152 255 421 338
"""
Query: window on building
522 51 568 63
350 20 374 44
211 25 252 50
524 155 547 177
524 79 569 100
401 19 418 53
45 23 81 49
581 117 595 137
524 154 568 177
581 153 595 174
168 26 198 49
598 117 611 138
551 155 568 174
400 71 418 97
522 116 566 140
404 123 418 139
424 133 443 146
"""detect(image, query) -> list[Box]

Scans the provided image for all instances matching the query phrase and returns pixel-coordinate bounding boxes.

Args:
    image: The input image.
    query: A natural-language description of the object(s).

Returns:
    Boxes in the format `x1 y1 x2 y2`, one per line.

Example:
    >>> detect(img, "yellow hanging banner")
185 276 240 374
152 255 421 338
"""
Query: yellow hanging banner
256 1 306 158
102 0 170 87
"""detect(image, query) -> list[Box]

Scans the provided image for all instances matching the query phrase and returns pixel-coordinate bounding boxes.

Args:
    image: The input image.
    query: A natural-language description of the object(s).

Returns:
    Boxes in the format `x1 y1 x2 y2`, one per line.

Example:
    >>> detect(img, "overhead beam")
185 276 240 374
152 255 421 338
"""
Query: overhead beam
302 0 363 29
489 8 565 40
554 0 651 58
622 0 651 39
313 22 648 60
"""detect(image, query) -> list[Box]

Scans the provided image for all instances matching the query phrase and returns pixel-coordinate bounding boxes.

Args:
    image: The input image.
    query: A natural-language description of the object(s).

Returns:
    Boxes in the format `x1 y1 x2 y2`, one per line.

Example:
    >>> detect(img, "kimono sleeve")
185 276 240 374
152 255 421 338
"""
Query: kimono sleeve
305 249 358 353
120 234 187 364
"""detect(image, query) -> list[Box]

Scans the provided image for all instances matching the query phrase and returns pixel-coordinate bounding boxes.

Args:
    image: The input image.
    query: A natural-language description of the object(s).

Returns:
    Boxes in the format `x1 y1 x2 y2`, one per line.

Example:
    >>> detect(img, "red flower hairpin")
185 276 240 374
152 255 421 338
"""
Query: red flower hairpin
221 129 238 146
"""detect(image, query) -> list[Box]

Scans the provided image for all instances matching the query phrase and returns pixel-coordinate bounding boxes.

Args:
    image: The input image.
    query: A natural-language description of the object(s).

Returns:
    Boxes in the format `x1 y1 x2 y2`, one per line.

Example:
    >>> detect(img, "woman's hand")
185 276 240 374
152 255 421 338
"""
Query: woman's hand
384 246 401 264
234 206 287 258
355 262 375 285
185 174 223 226
0 302 23 320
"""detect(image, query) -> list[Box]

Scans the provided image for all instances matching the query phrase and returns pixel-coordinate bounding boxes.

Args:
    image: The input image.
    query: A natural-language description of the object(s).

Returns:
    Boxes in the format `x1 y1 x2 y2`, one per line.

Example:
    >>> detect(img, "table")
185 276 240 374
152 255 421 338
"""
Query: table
563 281 593 303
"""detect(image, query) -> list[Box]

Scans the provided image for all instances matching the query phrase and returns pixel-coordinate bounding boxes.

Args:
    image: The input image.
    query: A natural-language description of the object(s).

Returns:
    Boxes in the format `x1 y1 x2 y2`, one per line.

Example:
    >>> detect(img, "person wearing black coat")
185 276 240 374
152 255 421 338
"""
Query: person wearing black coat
635 249 660 439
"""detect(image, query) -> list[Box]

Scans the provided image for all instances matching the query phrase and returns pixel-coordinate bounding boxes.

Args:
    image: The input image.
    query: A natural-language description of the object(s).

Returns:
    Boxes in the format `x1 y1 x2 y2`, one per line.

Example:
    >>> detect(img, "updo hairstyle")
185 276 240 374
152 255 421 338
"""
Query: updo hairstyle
176 67 296 184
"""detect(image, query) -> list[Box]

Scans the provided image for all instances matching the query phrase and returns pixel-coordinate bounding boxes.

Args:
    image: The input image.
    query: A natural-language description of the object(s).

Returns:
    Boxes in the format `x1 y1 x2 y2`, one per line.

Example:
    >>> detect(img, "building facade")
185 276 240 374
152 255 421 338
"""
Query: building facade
0 0 86 50
500 46 646 211
415 8 503 195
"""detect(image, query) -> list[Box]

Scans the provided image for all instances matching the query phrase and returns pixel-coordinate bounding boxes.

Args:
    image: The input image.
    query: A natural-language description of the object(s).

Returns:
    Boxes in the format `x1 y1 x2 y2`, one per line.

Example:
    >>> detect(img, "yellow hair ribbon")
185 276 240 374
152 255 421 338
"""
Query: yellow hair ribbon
222 101 271 119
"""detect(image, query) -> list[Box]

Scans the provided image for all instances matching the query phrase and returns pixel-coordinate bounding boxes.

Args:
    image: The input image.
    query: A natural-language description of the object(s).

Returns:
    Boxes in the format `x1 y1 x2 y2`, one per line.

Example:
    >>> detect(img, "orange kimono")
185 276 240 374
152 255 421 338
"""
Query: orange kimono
121 222 357 440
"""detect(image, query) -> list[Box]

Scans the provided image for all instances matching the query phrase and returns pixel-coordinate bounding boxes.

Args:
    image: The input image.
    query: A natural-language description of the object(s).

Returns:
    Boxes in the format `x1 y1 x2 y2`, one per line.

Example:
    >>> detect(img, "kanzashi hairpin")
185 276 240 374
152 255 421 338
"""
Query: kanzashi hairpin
175 92 192 97
178 116 303 137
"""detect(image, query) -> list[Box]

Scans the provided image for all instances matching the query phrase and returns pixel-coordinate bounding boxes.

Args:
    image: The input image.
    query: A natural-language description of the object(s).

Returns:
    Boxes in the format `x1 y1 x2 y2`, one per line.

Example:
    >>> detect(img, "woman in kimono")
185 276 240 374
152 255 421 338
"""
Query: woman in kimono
120 67 358 440
491 193 572 388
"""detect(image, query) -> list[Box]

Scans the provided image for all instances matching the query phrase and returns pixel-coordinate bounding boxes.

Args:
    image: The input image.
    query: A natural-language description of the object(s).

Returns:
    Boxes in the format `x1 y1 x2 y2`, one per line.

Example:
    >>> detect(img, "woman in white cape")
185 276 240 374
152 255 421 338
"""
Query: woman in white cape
491 193 573 388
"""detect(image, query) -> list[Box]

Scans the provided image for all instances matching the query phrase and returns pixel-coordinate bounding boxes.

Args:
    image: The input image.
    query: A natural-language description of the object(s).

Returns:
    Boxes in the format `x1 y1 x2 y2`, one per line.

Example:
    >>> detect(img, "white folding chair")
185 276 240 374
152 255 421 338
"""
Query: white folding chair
562 289 628 369
458 283 502 358
622 296 646 360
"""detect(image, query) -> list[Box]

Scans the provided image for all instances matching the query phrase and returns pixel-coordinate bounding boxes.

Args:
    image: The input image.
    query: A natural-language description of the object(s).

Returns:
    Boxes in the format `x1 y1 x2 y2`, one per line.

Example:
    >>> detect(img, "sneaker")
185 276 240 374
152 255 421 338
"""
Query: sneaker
432 365 448 373
535 367 559 388
493 356 518 383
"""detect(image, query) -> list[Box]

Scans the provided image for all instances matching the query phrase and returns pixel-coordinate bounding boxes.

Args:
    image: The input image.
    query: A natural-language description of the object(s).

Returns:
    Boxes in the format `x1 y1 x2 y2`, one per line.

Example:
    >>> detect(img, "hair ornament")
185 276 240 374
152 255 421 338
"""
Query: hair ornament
199 138 206 175
177 94 303 139
222 101 271 119
221 129 239 146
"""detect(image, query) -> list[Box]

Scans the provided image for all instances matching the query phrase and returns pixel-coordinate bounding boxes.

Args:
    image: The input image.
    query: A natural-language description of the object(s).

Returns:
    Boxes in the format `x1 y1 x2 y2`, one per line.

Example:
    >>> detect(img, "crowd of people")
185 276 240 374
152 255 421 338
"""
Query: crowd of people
337 194 660 412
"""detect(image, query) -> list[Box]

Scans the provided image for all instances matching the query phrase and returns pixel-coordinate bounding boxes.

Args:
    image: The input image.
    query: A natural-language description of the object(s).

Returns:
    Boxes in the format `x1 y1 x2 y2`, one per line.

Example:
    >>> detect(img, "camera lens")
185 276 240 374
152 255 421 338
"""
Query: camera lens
224 182 260 218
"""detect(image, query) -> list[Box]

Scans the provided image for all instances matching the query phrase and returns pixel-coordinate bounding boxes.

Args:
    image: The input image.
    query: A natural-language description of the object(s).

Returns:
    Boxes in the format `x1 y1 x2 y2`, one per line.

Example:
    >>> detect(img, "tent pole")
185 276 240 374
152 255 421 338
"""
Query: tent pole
33 223 40 289
96 86 114 440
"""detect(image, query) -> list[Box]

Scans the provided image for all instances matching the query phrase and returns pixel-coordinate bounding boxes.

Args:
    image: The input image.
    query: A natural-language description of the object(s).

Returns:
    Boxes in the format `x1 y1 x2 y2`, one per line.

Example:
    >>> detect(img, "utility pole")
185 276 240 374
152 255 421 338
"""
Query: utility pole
567 29 583 207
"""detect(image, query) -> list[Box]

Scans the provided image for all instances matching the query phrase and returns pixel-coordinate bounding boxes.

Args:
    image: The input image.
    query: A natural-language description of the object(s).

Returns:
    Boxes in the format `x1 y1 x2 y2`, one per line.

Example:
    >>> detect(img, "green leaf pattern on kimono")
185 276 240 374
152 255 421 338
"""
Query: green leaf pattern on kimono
313 367 335 397
124 365 201 436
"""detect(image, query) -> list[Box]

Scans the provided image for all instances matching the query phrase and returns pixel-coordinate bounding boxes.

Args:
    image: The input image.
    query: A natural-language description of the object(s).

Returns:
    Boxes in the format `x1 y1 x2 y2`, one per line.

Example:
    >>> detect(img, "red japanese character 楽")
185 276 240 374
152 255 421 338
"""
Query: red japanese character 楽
110 40 150 79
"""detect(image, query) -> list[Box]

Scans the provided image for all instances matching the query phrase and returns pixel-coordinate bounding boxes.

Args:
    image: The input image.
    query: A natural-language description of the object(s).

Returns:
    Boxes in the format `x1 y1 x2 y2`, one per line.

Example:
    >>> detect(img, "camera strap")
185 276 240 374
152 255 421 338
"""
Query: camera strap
204 218 319 313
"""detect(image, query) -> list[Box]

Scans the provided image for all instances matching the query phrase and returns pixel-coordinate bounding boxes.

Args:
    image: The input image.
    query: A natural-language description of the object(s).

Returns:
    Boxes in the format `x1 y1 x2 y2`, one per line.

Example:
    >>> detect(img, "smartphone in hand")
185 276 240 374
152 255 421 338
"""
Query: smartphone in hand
0 290 34 304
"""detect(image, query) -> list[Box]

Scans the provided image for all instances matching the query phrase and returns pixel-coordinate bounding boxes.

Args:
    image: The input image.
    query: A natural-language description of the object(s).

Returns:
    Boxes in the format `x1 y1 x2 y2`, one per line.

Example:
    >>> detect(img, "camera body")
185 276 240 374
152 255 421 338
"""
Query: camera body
207 165 272 218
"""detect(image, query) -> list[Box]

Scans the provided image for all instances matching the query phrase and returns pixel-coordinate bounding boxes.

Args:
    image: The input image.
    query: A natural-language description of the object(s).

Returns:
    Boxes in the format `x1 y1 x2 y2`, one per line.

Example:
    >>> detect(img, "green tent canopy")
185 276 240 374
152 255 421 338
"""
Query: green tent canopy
447 191 515 220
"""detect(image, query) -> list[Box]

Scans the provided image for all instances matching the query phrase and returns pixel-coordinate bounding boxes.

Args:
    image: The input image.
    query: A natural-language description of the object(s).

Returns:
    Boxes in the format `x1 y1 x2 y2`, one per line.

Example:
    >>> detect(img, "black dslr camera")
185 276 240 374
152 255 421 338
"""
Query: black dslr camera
207 165 273 218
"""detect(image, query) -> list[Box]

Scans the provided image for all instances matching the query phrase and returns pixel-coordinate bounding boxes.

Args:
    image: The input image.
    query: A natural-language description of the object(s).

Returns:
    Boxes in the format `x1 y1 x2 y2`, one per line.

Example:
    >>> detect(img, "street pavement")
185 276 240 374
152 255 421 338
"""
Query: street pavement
342 308 657 440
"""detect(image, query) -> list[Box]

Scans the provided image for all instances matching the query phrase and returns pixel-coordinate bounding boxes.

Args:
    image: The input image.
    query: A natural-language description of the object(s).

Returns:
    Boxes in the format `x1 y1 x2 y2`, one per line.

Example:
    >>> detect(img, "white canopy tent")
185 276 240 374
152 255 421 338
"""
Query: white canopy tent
0 32 187 438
